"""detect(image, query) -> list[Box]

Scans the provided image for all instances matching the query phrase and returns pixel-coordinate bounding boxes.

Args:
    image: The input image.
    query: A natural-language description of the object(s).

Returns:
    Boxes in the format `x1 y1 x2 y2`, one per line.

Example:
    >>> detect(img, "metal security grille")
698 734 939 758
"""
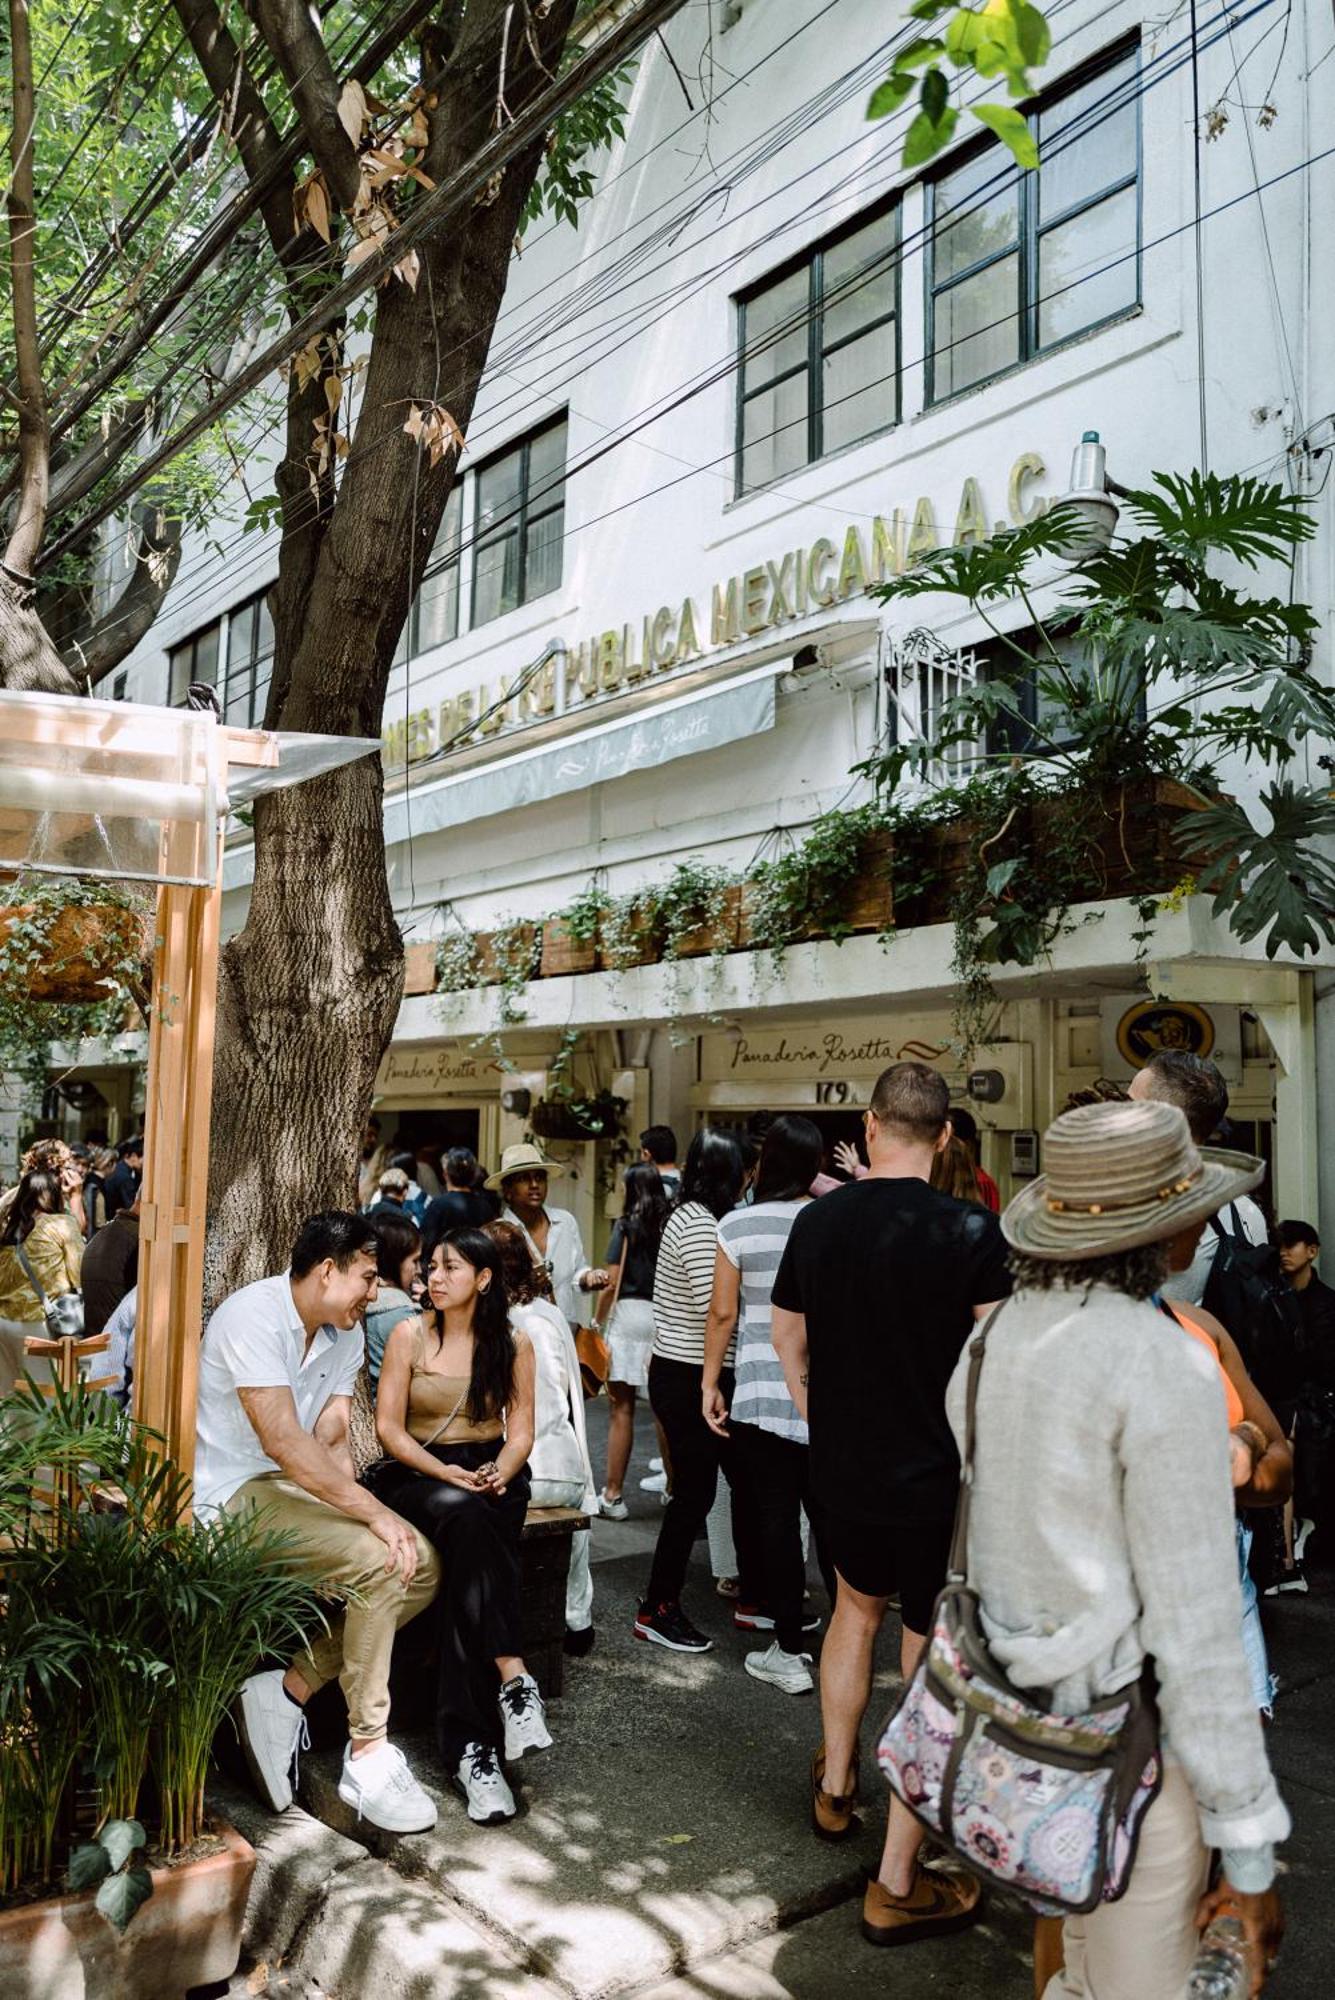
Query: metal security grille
885 629 983 790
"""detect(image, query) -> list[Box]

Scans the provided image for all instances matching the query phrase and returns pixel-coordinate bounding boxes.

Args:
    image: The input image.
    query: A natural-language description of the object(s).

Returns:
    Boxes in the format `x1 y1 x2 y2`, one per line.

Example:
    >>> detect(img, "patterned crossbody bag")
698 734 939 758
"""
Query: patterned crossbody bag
876 1303 1163 1915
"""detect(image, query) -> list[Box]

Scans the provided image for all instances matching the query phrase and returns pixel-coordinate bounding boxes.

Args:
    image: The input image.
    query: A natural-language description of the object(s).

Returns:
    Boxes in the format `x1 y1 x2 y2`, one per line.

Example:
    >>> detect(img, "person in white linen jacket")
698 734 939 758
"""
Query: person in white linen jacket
485 1220 599 1646
947 1098 1288 2000
487 1144 608 1331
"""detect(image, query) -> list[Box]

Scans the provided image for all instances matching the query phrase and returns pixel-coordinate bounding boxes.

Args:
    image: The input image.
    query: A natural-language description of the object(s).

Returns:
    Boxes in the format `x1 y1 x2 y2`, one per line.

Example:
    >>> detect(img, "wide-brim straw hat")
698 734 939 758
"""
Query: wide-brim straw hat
485 1142 565 1193
1002 1099 1264 1261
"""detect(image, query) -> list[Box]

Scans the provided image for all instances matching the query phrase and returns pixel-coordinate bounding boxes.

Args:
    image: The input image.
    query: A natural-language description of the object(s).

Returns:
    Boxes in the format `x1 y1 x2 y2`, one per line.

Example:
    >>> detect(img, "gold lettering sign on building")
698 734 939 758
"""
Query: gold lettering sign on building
381 454 1049 768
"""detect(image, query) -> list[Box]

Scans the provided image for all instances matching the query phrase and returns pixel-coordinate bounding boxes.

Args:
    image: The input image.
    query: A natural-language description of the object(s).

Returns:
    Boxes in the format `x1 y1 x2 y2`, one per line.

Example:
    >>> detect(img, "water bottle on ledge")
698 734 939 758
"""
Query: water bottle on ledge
1187 1914 1248 1999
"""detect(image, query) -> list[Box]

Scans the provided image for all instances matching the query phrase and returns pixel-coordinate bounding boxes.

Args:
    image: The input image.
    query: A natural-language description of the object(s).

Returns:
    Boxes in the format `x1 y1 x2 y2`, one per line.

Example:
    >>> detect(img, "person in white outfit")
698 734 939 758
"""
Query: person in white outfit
489 1143 608 1331
486 1220 598 1652
1128 1052 1269 1304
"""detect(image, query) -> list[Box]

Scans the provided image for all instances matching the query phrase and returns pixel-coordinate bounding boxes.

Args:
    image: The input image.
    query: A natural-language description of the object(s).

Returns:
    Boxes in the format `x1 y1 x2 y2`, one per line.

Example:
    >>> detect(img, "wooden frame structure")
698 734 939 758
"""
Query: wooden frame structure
0 695 279 1504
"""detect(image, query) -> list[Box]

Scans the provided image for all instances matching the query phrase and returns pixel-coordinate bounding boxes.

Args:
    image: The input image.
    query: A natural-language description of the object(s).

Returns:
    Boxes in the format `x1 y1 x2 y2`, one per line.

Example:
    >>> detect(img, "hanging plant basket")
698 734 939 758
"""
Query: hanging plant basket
0 902 152 1004
530 1091 627 1141
671 883 744 959
473 923 541 987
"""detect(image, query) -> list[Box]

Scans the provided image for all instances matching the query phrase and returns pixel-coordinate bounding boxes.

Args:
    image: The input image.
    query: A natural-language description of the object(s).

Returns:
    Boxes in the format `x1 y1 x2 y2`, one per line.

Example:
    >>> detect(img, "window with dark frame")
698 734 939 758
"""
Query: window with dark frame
736 202 900 495
223 589 276 727
411 480 463 653
471 414 568 628
167 620 220 705
978 625 1138 759
927 45 1140 405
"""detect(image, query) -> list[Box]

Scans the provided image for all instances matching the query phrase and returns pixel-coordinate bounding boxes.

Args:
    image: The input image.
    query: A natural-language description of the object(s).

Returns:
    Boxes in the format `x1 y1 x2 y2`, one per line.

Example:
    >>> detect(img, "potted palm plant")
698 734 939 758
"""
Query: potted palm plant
0 1381 324 1999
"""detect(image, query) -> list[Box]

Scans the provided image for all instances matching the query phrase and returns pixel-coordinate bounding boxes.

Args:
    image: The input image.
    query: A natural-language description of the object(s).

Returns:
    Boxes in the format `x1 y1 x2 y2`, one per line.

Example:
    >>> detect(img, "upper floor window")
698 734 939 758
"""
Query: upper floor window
471 414 567 628
167 620 220 705
224 588 275 726
736 203 900 494
927 46 1139 403
411 481 463 653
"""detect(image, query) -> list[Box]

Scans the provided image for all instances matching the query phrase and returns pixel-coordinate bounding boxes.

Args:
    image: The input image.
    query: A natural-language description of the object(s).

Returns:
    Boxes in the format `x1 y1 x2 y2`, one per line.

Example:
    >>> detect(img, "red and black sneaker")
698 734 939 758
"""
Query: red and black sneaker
633 1601 713 1652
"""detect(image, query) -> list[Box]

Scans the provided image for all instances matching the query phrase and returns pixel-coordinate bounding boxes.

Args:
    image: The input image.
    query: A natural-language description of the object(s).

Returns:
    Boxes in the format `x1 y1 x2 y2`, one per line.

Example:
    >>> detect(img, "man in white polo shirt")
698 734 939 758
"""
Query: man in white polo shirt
196 1210 439 1834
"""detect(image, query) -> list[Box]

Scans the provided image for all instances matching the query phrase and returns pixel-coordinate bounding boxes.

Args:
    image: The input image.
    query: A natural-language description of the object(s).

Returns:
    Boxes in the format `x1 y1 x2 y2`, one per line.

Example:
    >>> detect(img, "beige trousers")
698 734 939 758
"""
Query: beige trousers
1043 1761 1211 2000
226 1475 439 1742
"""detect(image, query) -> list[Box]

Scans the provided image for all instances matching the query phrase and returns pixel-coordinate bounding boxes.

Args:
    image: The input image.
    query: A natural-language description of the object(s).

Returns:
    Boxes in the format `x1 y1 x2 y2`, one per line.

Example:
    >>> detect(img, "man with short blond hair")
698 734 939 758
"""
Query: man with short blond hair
772 1061 1010 1948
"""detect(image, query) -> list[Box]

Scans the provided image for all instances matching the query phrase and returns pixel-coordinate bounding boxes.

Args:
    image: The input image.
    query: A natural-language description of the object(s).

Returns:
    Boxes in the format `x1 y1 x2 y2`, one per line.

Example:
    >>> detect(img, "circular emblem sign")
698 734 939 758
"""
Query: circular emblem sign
1116 1000 1215 1070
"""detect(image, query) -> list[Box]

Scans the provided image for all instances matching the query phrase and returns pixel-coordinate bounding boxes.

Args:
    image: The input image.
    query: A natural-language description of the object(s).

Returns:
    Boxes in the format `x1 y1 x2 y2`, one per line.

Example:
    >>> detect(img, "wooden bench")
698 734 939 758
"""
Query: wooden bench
518 1504 589 1700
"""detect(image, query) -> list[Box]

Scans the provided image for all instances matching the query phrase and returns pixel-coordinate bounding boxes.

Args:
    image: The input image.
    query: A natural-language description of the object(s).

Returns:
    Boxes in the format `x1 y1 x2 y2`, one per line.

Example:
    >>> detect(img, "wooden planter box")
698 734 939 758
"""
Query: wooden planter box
0 1822 254 2000
671 884 743 959
842 827 895 933
0 903 150 1003
473 923 540 987
1029 777 1208 898
540 918 599 979
597 907 663 972
402 941 439 996
894 821 979 928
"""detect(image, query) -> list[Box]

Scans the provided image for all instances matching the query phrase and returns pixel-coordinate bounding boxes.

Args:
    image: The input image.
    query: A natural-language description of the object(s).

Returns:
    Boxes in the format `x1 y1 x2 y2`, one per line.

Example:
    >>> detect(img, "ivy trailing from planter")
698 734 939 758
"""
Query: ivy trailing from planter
0 877 153 1103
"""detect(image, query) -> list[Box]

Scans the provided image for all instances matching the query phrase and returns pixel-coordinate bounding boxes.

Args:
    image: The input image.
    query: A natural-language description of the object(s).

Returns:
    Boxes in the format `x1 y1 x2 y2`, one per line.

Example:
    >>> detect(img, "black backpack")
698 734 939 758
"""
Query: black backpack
1201 1204 1305 1409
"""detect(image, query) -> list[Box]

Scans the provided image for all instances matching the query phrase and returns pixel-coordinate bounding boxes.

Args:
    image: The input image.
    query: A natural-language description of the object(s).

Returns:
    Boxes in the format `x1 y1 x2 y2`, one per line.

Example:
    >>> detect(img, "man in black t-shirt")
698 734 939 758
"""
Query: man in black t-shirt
772 1060 1010 1950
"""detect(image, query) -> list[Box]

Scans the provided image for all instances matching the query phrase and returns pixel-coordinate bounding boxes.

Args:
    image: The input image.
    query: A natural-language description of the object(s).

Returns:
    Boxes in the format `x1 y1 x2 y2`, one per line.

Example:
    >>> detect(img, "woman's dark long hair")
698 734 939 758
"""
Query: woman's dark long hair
0 1169 62 1246
620 1161 671 1256
679 1127 746 1222
424 1227 516 1420
369 1210 421 1290
754 1115 823 1204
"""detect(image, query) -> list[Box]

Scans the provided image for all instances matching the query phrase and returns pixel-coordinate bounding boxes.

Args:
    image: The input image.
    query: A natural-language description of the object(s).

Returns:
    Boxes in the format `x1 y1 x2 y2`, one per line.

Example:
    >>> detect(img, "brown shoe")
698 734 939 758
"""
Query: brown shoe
861 1865 982 1947
810 1744 861 1842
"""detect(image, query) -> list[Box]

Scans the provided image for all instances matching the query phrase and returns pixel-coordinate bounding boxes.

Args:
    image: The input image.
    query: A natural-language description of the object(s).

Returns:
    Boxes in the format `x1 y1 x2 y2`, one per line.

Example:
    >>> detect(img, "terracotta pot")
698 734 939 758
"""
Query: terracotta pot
0 903 150 1004
539 918 599 979
0 1822 254 2000
401 941 438 996
670 884 743 959
473 923 540 987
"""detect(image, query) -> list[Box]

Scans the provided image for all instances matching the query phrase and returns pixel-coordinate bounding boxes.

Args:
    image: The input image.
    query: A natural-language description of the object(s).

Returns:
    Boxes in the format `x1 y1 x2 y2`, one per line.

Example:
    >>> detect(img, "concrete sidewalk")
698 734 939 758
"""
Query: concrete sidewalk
216 1414 1335 1999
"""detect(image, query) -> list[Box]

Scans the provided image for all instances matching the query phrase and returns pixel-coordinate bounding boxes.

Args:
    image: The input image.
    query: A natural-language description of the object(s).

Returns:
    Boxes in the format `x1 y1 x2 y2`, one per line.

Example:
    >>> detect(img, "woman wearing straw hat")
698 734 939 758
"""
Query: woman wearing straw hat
487 1144 608 1333
942 1099 1289 1998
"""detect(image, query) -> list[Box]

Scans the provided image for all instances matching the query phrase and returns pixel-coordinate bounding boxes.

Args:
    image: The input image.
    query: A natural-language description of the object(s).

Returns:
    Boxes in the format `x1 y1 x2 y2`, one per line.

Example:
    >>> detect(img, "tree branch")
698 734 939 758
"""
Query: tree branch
171 0 296 261
252 0 363 212
4 0 48 578
64 508 185 687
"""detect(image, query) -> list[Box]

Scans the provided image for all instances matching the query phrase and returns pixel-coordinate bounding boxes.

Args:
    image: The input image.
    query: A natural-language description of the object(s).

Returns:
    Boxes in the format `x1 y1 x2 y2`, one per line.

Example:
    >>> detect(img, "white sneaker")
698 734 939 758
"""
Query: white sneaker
337 1740 437 1834
744 1641 814 1695
598 1491 629 1520
499 1673 553 1760
639 1468 668 1494
1294 1517 1316 1564
236 1670 308 1813
454 1740 518 1824
648 1456 664 1473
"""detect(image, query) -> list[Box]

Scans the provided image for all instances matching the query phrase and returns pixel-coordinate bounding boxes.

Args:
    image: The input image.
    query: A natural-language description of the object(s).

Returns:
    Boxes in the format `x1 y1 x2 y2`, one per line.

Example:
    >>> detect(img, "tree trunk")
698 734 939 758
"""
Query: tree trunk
0 581 79 692
203 0 581 1301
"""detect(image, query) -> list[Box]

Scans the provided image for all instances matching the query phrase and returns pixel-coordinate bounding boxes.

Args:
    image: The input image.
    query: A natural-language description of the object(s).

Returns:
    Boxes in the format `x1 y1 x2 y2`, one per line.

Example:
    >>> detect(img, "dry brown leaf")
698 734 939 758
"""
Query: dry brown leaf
246 1965 269 1996
393 248 421 291
338 79 369 147
404 110 430 149
403 406 426 440
293 172 332 245
324 374 343 414
291 335 324 393
405 164 435 190
345 236 382 272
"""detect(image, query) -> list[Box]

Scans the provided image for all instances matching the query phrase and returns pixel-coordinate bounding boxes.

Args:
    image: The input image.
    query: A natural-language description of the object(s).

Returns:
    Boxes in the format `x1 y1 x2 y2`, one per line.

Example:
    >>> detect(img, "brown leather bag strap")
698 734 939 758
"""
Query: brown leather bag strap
946 1300 1008 1586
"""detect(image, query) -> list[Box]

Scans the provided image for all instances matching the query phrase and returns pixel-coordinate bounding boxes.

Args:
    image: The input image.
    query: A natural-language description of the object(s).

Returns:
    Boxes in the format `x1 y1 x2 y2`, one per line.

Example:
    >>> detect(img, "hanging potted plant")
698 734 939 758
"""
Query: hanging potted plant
0 878 153 1104
0 1383 324 1999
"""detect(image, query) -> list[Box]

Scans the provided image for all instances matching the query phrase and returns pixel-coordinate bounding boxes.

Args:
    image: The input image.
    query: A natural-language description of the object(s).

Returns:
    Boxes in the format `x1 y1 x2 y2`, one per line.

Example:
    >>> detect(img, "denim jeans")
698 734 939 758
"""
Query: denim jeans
1236 1517 1277 1716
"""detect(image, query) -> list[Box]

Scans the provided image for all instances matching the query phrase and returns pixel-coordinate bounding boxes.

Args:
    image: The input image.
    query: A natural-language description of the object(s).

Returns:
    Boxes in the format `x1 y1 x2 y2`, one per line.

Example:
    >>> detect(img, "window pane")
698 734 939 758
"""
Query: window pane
933 253 1020 398
254 593 274 664
934 150 1019 284
821 321 896 453
416 560 459 650
435 481 462 560
1039 184 1137 346
525 504 564 602
191 624 219 688
251 669 272 728
473 530 521 626
742 267 809 387
822 215 898 346
168 644 192 705
476 446 523 537
1039 55 1137 223
528 420 567 510
224 660 251 725
740 370 809 489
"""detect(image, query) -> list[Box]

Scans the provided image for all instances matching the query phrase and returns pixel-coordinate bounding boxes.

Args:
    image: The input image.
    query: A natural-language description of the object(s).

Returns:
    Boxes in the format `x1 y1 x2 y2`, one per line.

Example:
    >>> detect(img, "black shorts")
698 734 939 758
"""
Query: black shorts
824 1511 954 1635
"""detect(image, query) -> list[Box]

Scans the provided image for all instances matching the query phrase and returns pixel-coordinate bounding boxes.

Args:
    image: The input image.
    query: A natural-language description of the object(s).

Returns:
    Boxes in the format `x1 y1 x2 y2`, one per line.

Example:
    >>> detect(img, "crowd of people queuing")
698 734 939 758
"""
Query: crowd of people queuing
2 1051 1333 1991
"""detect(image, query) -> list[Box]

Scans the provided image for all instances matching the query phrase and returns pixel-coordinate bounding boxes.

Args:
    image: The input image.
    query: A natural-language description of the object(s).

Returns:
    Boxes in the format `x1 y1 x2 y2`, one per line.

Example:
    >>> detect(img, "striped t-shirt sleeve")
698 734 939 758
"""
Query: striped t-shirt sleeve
720 1202 807 1440
651 1204 724 1364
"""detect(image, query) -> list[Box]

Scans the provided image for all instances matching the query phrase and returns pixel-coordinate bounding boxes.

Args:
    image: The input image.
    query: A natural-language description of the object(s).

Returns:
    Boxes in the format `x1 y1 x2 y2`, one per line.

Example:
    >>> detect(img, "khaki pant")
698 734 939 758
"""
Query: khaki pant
1044 1761 1210 2000
226 1475 439 1742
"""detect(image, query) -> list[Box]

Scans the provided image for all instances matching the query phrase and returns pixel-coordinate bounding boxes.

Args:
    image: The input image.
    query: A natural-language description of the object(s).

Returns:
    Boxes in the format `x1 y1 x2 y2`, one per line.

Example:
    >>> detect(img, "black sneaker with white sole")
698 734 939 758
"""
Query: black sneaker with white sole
633 1601 713 1652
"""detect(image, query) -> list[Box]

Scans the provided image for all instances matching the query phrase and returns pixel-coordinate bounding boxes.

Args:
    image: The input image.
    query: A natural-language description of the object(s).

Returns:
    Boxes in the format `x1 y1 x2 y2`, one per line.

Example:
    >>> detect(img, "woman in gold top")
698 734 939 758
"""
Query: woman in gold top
374 1227 541 1824
0 1169 84 1392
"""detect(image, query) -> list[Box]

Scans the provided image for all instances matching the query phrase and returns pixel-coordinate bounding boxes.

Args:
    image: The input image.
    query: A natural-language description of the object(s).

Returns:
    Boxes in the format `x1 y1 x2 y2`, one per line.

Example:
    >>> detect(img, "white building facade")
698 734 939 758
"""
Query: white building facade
95 0 1335 1251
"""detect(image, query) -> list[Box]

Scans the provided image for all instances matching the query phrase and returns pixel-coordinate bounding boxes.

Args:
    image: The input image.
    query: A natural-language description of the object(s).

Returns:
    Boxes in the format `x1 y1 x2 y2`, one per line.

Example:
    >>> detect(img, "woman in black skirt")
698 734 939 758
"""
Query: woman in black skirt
373 1227 540 1824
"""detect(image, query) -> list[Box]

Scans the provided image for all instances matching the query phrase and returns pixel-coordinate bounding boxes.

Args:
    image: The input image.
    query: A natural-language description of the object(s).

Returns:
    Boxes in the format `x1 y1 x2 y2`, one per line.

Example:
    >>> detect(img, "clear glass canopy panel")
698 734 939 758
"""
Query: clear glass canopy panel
0 690 221 887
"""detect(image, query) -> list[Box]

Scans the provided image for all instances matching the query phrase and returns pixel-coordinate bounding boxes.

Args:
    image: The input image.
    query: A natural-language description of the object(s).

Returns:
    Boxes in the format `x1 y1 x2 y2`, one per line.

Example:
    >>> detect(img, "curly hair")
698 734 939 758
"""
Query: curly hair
483 1218 551 1307
1007 1241 1169 1301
